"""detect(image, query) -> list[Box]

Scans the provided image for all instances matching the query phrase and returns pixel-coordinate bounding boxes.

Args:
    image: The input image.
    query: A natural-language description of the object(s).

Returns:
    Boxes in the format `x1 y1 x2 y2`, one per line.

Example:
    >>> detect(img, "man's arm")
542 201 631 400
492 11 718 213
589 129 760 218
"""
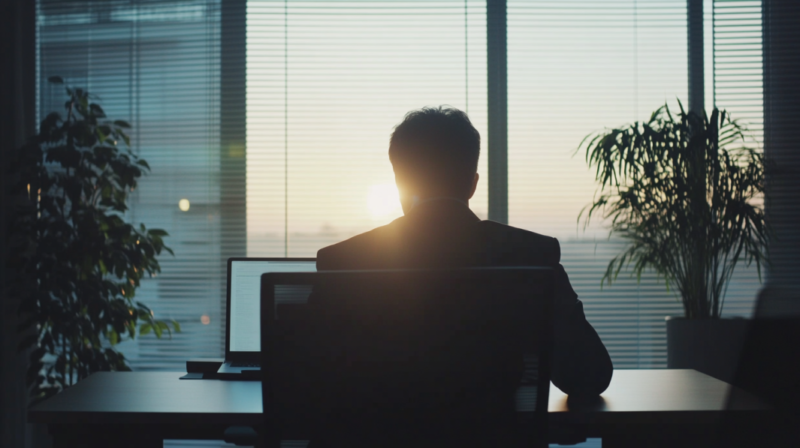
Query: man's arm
549 263 613 397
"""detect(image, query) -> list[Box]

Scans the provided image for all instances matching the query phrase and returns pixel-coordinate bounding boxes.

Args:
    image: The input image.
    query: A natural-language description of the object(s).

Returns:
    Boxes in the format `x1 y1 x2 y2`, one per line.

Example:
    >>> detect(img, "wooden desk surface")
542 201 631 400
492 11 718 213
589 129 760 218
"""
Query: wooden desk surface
29 369 769 431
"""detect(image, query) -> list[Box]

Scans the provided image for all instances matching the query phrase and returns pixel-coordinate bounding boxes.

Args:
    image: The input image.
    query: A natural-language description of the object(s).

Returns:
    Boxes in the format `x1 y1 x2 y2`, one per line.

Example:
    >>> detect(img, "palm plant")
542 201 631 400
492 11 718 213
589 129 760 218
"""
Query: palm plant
579 102 769 319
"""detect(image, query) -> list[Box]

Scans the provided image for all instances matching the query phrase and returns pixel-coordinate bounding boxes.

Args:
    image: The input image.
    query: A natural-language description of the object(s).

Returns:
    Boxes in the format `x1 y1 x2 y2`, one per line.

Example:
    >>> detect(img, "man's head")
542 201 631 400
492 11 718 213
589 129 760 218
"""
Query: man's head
389 106 480 213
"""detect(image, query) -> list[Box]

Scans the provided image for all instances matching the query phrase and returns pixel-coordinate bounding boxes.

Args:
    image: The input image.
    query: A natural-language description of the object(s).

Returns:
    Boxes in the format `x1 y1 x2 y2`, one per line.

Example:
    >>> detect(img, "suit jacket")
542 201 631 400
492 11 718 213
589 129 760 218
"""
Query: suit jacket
315 198 613 396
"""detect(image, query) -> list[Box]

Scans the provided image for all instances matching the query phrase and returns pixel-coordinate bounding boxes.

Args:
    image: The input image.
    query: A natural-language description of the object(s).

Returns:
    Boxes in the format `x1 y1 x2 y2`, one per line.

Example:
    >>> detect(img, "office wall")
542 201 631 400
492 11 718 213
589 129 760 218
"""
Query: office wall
0 1 36 448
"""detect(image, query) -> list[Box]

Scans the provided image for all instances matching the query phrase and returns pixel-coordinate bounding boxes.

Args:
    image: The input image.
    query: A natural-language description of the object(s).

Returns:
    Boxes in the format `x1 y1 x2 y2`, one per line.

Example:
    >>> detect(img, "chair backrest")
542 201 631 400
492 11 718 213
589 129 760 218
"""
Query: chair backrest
715 288 800 447
260 267 554 447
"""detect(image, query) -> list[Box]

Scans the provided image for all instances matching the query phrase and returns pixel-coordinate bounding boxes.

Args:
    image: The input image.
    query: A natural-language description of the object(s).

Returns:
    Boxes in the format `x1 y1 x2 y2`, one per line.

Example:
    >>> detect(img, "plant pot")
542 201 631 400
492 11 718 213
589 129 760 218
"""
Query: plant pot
665 316 751 384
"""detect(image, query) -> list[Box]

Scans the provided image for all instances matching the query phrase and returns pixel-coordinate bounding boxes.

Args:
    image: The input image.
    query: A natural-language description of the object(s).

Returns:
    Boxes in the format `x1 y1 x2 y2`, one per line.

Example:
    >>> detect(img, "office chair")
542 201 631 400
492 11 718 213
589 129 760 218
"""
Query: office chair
257 267 555 448
714 287 800 448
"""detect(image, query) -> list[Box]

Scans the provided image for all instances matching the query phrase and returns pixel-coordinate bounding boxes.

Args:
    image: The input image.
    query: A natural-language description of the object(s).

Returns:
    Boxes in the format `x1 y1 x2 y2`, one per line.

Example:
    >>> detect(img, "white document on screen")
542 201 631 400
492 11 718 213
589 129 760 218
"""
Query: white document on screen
228 261 315 352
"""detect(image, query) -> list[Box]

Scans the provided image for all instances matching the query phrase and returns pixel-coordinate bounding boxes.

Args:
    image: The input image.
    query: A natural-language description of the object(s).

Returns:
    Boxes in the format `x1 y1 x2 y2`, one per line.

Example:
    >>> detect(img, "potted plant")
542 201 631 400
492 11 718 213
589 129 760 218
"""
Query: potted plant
578 101 769 382
5 77 179 401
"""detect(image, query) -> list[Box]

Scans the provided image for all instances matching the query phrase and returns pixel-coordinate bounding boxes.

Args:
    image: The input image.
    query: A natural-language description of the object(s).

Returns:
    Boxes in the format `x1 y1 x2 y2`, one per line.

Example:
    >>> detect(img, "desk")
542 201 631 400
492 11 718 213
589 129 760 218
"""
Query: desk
549 369 771 447
29 369 770 448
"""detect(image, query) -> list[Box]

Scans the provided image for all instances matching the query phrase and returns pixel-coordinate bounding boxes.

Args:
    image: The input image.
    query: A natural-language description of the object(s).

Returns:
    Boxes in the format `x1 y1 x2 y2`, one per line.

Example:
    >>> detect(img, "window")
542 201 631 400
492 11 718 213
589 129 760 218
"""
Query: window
246 0 488 256
713 0 763 145
507 0 691 367
37 0 225 369
37 0 763 371
506 0 760 368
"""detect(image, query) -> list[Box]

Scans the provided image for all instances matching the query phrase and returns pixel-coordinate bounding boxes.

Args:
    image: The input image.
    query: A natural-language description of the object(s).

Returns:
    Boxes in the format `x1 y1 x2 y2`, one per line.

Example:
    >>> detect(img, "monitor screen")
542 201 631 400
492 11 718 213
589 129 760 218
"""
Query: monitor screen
229 259 315 352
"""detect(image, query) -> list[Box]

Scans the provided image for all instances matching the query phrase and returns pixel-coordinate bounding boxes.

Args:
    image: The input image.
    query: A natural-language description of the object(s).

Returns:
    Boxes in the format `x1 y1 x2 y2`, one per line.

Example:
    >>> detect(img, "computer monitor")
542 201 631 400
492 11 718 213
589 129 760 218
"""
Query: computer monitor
226 258 315 354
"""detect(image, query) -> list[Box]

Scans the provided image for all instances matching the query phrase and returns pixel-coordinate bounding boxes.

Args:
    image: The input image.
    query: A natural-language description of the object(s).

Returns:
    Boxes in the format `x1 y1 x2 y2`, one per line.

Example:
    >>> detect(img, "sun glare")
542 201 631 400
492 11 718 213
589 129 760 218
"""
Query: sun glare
367 183 401 220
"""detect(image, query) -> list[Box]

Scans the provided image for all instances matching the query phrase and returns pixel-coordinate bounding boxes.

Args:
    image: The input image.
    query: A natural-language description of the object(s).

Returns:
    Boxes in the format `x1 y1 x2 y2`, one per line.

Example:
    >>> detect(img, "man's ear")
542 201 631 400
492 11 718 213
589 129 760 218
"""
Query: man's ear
467 173 479 200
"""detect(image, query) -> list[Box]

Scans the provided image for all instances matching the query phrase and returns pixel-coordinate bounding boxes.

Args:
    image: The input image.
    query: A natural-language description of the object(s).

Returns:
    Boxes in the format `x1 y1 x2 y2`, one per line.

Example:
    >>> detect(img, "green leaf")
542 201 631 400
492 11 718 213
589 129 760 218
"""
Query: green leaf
89 104 106 118
109 330 119 346
48 76 64 84
114 120 132 129
139 323 152 336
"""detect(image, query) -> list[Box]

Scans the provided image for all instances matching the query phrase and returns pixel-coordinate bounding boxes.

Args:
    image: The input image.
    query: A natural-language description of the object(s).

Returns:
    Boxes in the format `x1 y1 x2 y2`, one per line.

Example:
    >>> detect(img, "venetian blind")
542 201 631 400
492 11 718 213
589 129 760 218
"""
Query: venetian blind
507 0 761 368
713 0 763 145
36 0 228 370
709 0 764 316
760 0 800 291
709 1 765 302
246 0 488 257
712 1 793 295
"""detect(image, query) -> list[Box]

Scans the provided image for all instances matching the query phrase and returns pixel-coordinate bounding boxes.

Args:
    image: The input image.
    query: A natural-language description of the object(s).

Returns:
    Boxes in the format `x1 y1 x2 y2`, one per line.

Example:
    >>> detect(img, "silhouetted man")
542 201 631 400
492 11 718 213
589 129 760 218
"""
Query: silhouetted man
316 106 613 396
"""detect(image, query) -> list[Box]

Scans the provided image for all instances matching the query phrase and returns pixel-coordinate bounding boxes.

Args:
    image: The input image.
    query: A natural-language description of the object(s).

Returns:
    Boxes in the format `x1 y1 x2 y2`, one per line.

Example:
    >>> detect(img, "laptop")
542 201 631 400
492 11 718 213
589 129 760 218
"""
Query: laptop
217 257 316 378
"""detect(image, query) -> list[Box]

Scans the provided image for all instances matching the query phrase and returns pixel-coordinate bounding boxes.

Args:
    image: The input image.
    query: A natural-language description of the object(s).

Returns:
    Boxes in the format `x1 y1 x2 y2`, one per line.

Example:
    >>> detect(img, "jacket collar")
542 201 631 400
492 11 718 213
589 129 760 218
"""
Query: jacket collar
405 197 481 223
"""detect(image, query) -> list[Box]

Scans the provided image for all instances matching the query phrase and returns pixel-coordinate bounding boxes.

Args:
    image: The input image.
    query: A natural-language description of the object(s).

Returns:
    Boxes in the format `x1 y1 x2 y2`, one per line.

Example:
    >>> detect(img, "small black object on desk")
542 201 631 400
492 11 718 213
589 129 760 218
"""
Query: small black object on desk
181 358 223 380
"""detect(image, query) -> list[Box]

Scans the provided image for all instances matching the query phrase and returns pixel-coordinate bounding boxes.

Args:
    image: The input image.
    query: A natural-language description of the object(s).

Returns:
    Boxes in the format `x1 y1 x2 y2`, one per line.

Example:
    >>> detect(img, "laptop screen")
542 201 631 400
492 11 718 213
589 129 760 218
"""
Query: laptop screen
228 259 315 353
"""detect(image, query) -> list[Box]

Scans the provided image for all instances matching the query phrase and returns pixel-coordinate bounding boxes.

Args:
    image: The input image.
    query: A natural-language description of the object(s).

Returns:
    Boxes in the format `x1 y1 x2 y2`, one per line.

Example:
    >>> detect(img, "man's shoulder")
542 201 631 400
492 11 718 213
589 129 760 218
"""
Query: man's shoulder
478 219 559 246
317 218 405 270
478 220 561 264
316 215 562 268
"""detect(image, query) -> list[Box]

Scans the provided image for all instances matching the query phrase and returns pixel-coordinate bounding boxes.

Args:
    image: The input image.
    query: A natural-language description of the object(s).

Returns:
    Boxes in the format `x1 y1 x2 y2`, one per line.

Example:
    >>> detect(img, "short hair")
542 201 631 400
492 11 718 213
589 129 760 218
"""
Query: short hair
389 106 480 195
